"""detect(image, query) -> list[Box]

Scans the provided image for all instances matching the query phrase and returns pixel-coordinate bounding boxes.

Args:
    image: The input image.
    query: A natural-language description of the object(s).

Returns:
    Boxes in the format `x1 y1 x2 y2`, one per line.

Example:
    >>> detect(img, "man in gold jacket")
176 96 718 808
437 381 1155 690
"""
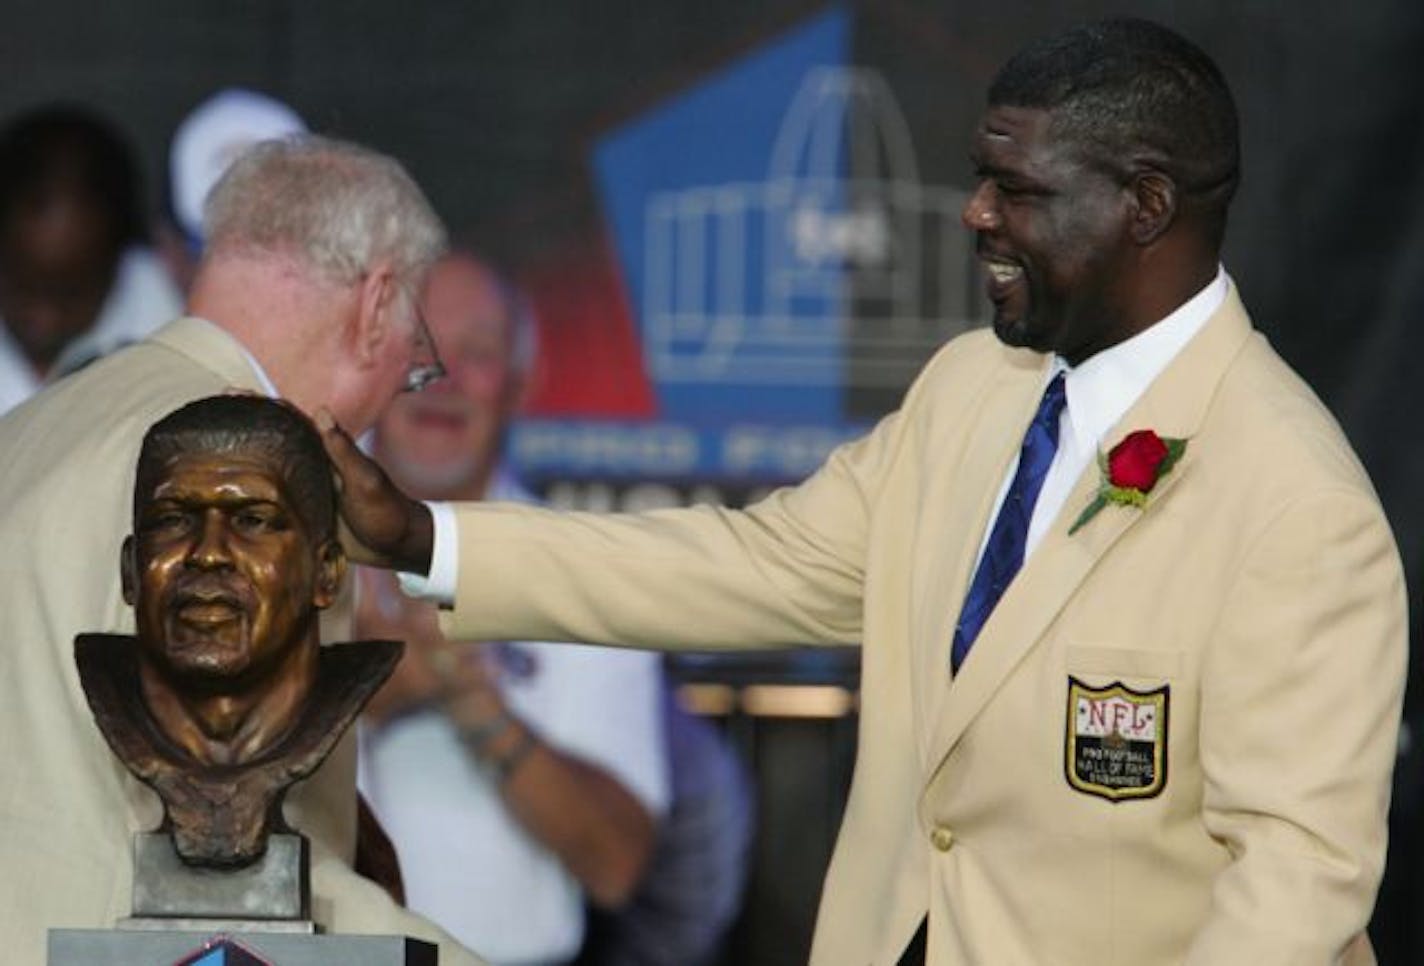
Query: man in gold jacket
325 19 1406 966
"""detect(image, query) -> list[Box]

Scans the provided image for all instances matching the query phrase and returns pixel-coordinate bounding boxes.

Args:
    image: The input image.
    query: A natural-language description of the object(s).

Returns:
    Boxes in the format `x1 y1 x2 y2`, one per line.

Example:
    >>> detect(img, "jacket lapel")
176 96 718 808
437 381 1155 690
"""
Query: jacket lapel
923 288 1256 779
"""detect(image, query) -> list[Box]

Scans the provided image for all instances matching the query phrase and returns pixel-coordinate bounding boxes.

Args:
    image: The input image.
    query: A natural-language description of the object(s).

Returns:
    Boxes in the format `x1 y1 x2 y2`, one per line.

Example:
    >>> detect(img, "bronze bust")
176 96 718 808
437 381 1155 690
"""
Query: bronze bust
75 395 400 868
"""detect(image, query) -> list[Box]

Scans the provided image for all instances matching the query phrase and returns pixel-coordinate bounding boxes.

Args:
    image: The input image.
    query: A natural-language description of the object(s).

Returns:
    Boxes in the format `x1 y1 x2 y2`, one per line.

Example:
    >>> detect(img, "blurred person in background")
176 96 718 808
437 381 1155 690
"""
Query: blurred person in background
0 134 485 965
357 250 672 966
157 87 308 295
0 104 181 411
575 681 754 966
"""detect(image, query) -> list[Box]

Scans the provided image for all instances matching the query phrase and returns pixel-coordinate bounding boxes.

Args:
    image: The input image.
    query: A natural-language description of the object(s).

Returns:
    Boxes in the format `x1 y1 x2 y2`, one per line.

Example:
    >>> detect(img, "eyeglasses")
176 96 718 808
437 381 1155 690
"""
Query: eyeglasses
403 307 446 393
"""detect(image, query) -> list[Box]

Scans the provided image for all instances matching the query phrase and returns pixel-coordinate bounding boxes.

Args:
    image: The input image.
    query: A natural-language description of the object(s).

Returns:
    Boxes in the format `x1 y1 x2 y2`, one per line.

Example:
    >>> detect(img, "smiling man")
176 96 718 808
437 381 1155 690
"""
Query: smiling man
324 19 1406 966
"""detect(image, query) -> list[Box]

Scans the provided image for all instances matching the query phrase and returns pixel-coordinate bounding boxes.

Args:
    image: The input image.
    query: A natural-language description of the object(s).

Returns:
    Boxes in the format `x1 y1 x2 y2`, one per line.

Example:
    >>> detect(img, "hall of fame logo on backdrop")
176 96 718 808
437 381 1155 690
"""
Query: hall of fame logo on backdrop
1064 676 1169 802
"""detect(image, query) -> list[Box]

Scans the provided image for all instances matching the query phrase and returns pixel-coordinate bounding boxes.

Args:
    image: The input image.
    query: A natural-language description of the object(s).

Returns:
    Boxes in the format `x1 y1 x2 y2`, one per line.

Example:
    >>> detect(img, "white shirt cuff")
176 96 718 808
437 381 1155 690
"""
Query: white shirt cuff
395 500 458 607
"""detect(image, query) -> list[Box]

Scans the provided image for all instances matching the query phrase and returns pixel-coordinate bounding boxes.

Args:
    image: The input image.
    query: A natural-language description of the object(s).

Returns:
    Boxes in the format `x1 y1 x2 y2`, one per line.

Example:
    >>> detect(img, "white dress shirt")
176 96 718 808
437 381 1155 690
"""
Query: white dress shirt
973 267 1229 570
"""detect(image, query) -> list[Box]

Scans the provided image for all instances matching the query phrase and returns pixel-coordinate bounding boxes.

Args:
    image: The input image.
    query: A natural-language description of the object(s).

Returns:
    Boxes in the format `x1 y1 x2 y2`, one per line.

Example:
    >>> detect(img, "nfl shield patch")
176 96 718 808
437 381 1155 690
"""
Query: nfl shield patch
1065 676 1169 802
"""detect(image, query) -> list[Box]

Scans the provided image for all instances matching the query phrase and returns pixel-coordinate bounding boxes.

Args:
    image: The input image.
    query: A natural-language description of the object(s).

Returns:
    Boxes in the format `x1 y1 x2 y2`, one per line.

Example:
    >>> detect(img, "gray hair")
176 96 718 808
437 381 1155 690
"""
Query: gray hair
202 134 447 297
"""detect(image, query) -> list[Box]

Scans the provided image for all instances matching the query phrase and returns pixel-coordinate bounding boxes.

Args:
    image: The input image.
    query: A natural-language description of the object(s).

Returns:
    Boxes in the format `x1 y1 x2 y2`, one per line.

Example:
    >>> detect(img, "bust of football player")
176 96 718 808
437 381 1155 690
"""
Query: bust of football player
75 394 399 867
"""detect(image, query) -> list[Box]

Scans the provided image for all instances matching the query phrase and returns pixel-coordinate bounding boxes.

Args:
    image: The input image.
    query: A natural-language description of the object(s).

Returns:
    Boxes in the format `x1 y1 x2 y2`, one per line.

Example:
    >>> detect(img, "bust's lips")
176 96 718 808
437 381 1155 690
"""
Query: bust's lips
170 583 248 625
175 600 243 625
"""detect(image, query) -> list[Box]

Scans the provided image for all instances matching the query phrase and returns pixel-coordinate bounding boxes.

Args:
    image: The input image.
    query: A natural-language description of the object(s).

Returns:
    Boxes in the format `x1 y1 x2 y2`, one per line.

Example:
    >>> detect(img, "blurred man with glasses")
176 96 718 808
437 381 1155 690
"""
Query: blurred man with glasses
355 251 671 965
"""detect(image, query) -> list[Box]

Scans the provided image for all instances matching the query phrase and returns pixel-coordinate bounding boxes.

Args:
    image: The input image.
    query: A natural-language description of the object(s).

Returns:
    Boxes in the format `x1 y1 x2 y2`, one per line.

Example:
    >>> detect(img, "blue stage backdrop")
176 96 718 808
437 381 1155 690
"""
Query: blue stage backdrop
508 5 983 488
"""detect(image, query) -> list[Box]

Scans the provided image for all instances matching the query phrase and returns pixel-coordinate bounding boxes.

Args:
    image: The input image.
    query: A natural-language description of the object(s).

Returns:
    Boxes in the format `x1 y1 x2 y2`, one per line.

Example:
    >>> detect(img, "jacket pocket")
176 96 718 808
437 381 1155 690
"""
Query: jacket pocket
1066 645 1181 681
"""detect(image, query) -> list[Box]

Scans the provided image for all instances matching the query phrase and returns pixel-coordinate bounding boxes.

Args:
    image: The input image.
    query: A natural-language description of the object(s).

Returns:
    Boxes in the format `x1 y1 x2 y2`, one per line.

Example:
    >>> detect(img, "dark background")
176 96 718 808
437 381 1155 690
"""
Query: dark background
4 0 1422 960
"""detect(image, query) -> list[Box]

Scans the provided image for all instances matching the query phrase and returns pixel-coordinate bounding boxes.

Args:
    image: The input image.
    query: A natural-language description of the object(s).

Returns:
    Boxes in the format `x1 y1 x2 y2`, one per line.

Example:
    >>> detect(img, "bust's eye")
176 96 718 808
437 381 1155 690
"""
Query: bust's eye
142 508 189 534
232 507 286 534
233 510 269 533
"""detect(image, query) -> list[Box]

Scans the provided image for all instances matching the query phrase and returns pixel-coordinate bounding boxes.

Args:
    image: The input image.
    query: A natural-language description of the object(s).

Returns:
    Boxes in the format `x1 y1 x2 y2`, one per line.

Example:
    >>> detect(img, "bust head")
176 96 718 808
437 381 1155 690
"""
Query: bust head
75 394 402 870
120 395 345 765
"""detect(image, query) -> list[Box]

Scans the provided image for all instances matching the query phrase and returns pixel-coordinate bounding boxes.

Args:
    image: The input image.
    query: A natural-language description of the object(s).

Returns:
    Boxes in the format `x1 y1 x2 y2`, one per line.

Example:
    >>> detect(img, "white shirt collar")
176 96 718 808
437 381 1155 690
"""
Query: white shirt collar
1059 266 1228 455
230 334 279 398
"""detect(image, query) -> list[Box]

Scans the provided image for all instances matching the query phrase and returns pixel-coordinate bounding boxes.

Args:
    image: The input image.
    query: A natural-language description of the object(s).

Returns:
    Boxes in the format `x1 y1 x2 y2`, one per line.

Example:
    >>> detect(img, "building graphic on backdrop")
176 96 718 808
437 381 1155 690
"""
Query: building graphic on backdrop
641 66 982 406
521 7 982 490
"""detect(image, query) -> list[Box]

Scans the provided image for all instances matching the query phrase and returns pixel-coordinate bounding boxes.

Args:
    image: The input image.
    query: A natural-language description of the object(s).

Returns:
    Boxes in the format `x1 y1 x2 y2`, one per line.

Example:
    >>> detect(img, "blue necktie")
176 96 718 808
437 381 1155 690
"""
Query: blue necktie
951 372 1067 673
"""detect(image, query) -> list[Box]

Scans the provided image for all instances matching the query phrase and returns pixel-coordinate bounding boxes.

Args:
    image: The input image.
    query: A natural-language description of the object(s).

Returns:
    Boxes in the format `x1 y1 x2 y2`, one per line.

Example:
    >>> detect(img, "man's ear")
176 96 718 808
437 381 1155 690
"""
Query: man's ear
312 538 347 610
1129 170 1177 245
120 536 138 606
352 261 399 367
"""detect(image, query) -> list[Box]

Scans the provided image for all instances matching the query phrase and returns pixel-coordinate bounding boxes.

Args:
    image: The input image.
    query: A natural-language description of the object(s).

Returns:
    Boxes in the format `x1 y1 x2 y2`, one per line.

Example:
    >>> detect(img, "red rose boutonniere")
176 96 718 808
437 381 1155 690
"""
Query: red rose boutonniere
1068 429 1188 535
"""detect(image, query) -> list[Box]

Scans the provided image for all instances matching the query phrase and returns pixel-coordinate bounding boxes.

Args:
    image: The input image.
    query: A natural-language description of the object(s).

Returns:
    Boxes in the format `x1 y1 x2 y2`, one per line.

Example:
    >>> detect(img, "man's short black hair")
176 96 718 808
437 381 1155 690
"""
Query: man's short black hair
990 18 1239 207
136 396 337 540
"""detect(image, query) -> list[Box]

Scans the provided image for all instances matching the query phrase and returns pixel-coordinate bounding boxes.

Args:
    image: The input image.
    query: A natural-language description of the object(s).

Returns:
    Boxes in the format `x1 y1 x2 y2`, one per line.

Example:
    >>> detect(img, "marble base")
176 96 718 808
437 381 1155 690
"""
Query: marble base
130 831 308 921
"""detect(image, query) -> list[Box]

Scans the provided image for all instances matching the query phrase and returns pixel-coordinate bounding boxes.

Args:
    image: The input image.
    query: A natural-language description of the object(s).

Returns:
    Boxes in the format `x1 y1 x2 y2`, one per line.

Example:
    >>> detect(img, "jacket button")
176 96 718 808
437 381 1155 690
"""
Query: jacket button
930 825 955 852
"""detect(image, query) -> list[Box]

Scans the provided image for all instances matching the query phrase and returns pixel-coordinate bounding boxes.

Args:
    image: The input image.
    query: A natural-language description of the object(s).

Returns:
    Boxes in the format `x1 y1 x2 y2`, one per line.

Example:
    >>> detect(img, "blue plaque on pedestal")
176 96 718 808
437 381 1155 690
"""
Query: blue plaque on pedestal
176 935 273 965
48 929 436 965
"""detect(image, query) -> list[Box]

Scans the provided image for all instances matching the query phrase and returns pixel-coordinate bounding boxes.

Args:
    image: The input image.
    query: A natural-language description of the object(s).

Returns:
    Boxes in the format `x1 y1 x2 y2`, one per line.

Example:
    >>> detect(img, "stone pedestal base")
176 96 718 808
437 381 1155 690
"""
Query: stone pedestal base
48 929 436 965
130 831 310 922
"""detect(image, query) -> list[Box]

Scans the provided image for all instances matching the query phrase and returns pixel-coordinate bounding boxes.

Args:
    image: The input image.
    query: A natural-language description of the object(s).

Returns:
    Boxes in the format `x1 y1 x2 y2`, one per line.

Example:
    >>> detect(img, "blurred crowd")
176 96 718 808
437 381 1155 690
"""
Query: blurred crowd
0 90 306 413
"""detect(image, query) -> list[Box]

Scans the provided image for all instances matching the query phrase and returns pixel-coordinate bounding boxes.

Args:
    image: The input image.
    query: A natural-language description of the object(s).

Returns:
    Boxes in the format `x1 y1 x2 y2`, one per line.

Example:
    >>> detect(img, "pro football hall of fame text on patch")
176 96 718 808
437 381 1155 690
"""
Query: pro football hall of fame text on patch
1065 676 1169 802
